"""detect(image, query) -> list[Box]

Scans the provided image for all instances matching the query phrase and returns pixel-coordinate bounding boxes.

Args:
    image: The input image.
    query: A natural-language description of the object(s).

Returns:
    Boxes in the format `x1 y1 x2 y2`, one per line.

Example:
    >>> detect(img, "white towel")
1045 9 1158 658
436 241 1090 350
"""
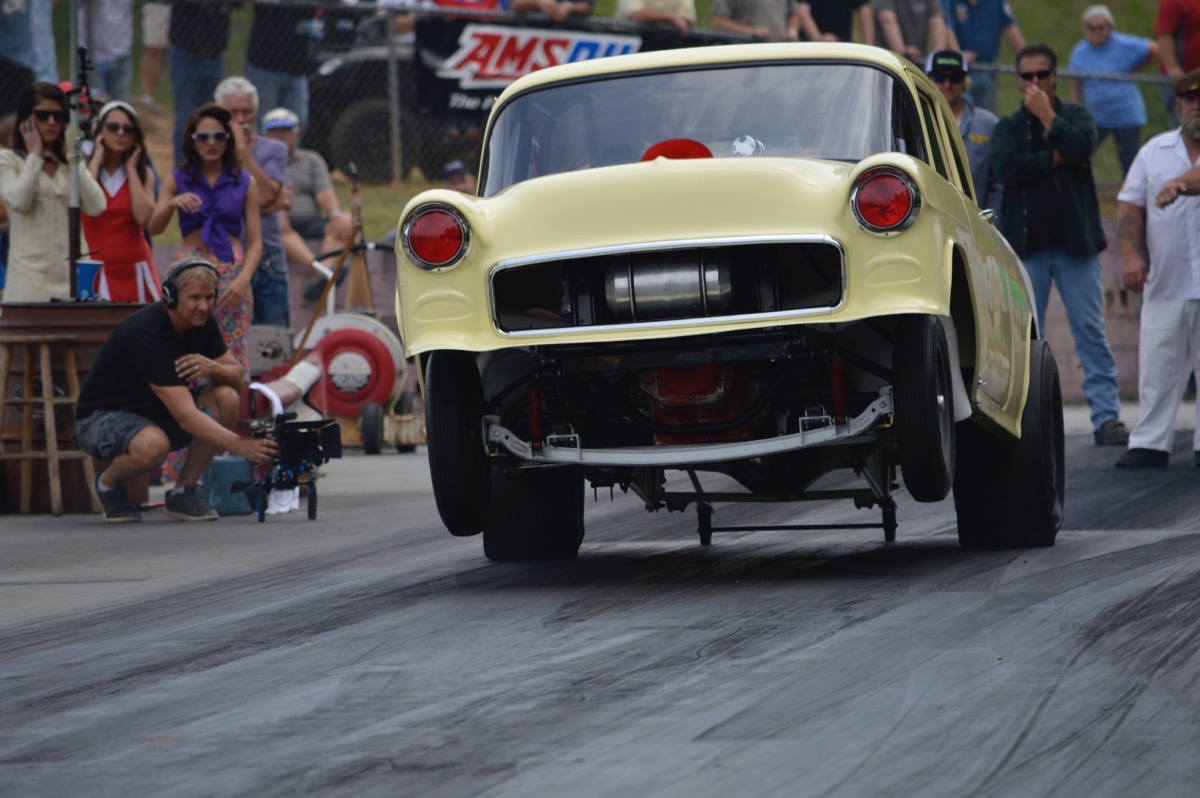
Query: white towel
267 487 300 514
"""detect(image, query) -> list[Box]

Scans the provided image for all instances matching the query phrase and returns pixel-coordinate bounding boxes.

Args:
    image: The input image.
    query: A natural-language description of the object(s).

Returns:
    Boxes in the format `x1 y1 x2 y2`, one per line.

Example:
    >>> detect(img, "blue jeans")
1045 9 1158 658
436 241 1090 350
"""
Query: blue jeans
251 247 290 328
1096 127 1141 178
1022 249 1121 431
244 62 310 132
93 55 132 102
170 48 223 162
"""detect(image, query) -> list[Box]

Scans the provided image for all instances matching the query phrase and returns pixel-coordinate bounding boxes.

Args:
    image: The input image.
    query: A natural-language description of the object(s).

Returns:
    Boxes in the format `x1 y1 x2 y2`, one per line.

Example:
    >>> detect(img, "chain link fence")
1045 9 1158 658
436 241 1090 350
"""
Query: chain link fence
71 1 758 184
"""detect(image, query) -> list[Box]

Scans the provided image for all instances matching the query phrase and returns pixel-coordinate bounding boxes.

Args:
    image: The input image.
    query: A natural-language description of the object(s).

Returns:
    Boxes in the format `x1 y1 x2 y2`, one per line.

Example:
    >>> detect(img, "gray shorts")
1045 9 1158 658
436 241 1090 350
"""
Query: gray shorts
75 410 190 461
142 2 171 49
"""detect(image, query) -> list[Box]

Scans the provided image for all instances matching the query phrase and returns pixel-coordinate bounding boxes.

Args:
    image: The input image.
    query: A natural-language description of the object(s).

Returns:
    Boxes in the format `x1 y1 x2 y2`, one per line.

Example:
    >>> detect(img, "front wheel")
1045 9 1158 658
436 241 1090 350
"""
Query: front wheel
425 351 490 536
893 315 956 502
483 467 585 561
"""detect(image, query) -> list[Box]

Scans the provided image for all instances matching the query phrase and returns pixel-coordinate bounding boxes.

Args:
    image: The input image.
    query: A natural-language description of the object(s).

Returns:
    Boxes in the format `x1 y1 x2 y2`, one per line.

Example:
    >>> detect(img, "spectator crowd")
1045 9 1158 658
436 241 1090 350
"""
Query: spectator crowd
0 0 1194 517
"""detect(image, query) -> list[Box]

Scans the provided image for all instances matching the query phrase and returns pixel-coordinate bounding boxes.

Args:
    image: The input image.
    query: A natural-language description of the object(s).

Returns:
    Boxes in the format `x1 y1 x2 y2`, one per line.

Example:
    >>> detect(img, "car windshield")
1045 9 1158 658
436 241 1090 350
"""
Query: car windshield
481 62 904 196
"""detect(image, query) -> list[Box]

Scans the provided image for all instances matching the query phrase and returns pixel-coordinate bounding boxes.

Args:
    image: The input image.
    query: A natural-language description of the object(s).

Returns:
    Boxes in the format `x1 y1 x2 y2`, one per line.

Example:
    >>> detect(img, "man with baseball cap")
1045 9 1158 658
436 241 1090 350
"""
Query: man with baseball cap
441 159 477 193
925 49 1002 213
259 106 355 303
1112 69 1200 469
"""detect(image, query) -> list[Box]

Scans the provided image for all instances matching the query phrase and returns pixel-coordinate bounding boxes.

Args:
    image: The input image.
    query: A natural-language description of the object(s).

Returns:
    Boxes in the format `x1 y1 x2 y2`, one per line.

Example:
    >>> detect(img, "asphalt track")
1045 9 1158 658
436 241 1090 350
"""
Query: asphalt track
1 407 1198 797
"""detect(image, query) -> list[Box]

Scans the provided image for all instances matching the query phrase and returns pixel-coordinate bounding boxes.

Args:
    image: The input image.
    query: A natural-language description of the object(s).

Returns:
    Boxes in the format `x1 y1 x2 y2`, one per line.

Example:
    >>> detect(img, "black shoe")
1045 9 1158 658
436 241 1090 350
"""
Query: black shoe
1094 419 1130 446
1115 448 1169 470
165 485 219 521
96 476 141 523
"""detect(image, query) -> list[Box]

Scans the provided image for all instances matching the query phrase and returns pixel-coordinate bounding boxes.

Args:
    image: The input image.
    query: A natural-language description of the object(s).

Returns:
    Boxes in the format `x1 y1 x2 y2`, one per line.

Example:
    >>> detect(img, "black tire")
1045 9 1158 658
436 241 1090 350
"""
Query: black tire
256 488 266 523
483 467 585 561
330 99 416 184
361 401 384 455
425 351 490 536
954 340 1064 548
893 315 956 502
308 484 318 521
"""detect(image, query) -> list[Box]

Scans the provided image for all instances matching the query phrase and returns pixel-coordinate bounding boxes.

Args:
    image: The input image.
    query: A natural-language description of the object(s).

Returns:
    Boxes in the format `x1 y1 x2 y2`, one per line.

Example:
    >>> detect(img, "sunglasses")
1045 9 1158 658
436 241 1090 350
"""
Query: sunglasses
1020 70 1053 82
104 121 137 134
191 131 229 144
33 109 68 123
930 72 965 85
1085 24 1110 32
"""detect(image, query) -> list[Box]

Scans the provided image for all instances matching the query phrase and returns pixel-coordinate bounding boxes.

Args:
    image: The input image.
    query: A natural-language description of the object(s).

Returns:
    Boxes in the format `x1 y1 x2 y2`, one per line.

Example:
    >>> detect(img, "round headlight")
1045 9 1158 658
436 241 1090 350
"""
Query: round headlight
851 167 919 233
402 205 469 269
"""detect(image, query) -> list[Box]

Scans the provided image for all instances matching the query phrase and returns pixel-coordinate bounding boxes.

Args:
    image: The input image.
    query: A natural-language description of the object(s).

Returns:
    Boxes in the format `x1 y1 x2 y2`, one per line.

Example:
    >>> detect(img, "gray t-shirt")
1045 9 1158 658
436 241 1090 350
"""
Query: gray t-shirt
873 0 938 55
285 148 334 231
251 135 288 249
711 0 798 41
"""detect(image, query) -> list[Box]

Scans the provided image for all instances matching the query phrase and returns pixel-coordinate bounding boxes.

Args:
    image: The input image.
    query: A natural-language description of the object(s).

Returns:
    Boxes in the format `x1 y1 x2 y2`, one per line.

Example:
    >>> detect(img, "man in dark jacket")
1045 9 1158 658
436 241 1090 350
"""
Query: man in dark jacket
991 42 1129 446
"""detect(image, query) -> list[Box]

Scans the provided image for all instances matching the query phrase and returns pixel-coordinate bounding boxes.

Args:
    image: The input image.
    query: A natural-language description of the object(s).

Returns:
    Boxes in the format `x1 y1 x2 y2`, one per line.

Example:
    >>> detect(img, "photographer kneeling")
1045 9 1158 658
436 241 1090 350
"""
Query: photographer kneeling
74 260 278 522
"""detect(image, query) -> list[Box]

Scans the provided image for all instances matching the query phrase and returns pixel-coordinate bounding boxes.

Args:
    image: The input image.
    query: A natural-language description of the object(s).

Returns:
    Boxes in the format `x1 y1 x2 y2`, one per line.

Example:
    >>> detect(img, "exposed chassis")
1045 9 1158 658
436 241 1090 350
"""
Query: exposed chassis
484 391 899 544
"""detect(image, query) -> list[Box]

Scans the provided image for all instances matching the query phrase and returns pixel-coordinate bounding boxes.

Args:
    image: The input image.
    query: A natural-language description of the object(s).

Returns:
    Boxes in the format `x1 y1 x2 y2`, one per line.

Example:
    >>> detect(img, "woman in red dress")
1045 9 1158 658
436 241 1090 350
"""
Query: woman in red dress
83 101 159 302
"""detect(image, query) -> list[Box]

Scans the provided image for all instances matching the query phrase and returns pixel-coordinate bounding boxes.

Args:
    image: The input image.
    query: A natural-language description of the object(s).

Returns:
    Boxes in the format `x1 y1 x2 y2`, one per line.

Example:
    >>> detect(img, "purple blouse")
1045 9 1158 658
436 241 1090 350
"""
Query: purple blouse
172 166 251 263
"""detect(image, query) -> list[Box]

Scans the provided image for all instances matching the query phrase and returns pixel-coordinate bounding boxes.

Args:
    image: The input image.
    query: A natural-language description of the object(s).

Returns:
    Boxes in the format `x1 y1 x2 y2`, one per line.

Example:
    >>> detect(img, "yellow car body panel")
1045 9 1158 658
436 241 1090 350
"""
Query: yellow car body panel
394 42 1035 437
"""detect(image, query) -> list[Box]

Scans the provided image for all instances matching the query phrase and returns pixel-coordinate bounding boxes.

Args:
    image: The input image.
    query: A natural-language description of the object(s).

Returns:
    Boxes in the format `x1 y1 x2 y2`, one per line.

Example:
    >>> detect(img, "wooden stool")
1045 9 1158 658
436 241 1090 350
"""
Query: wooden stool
0 334 100 515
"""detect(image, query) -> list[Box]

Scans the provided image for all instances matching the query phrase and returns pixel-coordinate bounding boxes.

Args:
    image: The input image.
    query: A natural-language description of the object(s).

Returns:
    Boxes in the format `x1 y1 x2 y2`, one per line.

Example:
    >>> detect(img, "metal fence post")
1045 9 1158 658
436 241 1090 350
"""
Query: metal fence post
386 8 403 183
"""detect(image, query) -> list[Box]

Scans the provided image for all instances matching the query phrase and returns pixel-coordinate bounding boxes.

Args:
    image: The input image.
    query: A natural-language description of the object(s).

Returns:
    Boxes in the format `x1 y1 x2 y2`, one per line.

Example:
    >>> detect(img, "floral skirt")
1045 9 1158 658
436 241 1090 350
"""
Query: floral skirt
161 240 253 484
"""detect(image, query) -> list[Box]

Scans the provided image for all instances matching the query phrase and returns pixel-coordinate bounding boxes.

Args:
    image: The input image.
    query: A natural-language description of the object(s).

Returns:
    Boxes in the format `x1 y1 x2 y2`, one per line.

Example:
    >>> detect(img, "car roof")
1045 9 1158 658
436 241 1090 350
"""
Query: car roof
495 42 915 102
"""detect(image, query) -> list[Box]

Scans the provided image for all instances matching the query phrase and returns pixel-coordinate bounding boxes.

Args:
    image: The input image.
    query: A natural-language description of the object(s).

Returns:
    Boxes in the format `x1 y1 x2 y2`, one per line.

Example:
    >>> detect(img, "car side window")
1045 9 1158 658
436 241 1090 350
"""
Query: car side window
892 86 926 163
940 106 976 203
915 91 951 182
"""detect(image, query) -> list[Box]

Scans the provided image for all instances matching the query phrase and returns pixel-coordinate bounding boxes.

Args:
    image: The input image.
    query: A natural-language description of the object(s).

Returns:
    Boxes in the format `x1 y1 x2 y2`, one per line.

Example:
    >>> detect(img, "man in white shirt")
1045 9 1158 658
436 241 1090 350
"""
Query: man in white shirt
1114 69 1200 470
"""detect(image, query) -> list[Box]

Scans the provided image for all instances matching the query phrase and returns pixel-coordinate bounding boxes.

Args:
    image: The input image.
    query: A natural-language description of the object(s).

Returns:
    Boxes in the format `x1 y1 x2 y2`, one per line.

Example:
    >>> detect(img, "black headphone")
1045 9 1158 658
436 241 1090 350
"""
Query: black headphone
161 259 220 309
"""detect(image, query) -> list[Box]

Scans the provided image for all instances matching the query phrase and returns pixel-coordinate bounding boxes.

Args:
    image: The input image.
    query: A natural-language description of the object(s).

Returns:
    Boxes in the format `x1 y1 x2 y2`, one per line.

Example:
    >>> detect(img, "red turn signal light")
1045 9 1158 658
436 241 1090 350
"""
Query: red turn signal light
402 205 469 269
851 167 919 233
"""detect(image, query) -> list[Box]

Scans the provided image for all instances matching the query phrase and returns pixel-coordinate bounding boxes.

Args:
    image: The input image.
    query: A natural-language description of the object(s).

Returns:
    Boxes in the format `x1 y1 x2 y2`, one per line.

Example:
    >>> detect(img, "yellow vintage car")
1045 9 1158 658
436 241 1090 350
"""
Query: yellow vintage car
394 42 1064 560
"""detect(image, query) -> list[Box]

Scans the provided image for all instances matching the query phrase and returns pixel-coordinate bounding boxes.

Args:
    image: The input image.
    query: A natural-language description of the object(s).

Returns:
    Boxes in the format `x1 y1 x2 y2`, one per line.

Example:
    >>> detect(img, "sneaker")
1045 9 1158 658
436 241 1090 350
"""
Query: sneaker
302 267 347 303
1115 448 1169 470
1094 419 1130 446
165 485 219 521
95 476 141 523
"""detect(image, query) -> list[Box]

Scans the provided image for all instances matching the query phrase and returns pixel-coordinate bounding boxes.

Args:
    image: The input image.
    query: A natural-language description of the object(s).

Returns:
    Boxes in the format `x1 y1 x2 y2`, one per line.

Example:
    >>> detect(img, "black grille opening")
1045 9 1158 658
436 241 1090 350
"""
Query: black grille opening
493 242 843 332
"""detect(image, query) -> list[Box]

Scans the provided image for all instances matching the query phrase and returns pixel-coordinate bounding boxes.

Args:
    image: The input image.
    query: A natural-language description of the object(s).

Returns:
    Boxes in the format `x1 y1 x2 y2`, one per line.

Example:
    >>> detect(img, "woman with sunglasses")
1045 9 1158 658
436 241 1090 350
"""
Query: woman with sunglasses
149 103 262 482
83 101 160 302
0 82 106 302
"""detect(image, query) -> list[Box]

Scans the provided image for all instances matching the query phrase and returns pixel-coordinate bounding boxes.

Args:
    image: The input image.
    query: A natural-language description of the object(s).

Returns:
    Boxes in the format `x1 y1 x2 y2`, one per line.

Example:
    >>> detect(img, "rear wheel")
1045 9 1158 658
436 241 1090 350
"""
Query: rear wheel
955 340 1064 548
307 483 318 521
893 315 956 502
483 467 585 561
425 351 490 536
361 401 384 455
